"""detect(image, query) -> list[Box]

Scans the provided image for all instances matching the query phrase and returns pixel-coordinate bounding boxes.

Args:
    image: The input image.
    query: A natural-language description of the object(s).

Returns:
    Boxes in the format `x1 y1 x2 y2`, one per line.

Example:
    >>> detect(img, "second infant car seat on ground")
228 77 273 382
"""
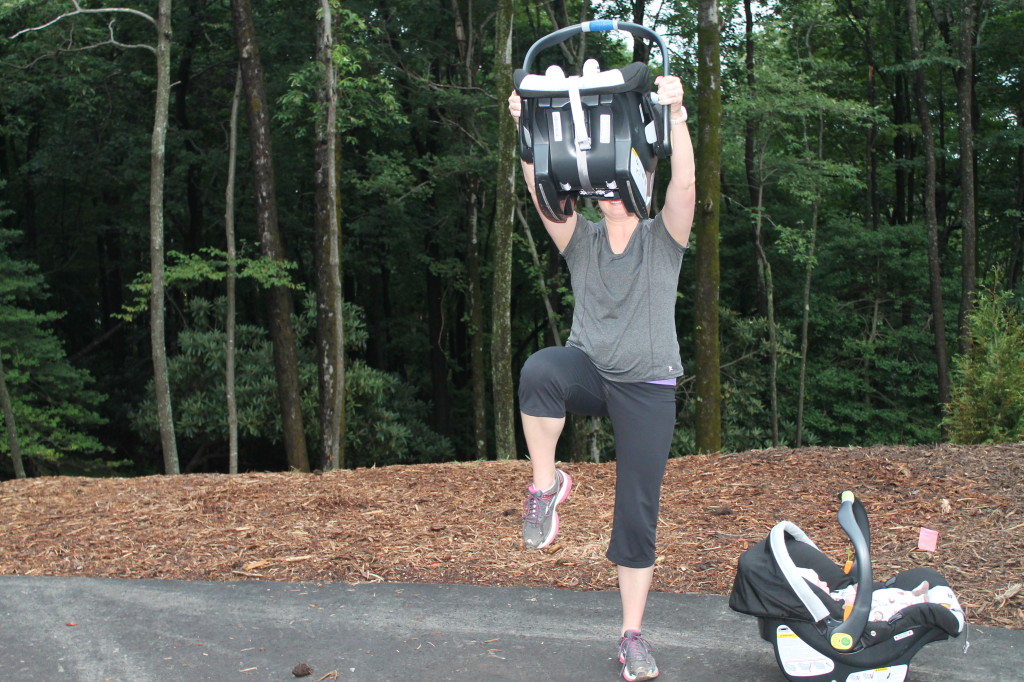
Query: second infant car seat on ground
730 491 967 682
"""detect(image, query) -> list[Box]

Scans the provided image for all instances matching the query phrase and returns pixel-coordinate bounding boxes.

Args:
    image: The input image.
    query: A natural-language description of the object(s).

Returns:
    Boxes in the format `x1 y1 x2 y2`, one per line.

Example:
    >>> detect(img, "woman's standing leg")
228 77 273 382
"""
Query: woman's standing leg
605 382 676 681
617 564 656 634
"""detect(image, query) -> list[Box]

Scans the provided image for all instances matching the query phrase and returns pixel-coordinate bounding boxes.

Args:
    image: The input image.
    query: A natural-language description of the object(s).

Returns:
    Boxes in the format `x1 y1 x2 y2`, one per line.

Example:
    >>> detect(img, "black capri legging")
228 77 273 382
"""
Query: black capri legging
518 346 677 569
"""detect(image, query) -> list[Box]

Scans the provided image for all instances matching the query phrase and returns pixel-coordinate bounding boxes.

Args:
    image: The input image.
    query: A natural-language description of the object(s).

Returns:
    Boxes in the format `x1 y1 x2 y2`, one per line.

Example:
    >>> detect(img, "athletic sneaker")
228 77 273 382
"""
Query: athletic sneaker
521 469 572 550
618 630 659 681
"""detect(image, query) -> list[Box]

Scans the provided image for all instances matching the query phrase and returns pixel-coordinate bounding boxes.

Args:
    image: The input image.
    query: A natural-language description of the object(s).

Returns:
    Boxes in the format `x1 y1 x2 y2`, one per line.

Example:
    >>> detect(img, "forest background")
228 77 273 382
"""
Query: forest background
1 0 1022 479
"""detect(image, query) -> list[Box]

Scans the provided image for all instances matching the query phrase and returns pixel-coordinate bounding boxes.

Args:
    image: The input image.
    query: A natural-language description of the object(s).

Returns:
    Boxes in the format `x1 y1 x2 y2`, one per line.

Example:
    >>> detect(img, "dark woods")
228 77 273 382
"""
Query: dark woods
1 0 1021 478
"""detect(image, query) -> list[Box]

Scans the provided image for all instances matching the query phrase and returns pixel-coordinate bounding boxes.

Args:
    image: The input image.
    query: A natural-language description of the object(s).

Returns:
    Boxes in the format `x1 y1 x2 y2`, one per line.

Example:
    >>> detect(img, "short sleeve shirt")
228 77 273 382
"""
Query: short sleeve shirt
560 212 687 382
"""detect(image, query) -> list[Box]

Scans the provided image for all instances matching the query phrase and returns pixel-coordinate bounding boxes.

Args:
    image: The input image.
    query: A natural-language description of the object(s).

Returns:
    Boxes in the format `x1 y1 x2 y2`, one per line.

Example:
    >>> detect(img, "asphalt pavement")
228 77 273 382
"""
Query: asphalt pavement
0 576 1020 681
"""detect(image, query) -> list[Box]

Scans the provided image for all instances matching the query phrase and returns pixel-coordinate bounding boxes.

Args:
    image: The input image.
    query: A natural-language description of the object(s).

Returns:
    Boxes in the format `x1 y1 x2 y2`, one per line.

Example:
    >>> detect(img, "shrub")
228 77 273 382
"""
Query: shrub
130 296 452 470
943 284 1024 444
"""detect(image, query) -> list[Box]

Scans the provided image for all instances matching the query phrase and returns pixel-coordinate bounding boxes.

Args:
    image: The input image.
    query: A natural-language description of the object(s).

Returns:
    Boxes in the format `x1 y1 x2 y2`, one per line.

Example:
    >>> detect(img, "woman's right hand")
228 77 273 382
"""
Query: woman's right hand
508 91 522 122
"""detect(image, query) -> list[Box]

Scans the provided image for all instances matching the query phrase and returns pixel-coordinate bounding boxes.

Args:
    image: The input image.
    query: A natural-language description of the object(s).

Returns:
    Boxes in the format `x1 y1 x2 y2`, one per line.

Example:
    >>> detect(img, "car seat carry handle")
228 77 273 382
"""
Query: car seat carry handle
828 491 874 652
851 493 870 547
521 21 670 77
521 21 672 154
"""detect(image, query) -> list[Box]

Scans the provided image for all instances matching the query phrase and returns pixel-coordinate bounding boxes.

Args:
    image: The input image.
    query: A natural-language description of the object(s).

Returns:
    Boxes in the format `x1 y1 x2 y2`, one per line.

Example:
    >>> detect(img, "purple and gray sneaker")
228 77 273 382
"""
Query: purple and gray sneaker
618 630 659 681
521 469 572 550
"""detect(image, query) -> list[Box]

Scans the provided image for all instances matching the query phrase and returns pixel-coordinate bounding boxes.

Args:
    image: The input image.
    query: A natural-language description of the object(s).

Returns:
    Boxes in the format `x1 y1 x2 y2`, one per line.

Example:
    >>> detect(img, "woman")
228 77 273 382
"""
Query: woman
509 72 695 682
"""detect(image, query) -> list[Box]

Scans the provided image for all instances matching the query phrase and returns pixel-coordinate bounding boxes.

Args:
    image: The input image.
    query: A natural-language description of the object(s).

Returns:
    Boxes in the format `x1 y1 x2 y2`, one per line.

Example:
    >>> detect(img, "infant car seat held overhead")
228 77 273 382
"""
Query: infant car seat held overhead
514 21 672 223
730 492 967 682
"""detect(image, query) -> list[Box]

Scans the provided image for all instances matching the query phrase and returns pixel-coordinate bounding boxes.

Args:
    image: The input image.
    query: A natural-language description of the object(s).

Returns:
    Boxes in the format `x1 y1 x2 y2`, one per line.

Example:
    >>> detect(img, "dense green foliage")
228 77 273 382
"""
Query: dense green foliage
0 225 112 474
1 0 1022 476
944 282 1024 444
130 295 451 471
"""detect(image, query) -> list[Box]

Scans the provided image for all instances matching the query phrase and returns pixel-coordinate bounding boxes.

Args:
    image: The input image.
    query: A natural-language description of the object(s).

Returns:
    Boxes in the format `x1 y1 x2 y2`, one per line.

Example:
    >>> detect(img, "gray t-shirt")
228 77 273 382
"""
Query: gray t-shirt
561 212 687 383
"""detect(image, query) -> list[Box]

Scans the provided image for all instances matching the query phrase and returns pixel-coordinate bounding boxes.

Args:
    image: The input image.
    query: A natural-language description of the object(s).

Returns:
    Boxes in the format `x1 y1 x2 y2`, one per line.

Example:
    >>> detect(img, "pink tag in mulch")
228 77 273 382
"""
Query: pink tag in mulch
918 527 939 552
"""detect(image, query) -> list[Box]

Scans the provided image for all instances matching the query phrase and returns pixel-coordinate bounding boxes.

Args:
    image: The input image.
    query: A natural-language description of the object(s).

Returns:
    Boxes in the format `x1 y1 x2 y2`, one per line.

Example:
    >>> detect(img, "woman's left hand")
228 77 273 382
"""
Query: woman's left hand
654 75 684 115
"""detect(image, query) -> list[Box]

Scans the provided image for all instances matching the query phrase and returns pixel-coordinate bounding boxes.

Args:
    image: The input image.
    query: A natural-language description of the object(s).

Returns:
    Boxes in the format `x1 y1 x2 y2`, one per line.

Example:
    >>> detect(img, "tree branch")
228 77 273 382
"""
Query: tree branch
59 19 156 55
9 0 156 41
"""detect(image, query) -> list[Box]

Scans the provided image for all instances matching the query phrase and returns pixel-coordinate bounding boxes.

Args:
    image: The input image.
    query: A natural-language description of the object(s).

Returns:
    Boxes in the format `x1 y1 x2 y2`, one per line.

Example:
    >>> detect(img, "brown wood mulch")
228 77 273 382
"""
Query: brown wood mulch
1 443 1021 630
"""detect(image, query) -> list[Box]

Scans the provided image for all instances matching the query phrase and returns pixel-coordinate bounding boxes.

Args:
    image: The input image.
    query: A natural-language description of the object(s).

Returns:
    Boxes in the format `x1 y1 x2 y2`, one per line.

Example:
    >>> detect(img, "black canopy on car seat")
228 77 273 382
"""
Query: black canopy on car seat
730 524 851 623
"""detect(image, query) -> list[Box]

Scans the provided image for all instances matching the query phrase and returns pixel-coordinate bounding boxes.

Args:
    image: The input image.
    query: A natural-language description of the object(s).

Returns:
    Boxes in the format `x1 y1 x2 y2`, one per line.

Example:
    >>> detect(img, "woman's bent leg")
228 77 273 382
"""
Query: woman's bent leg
517 346 606 549
518 346 607 488
521 414 565 491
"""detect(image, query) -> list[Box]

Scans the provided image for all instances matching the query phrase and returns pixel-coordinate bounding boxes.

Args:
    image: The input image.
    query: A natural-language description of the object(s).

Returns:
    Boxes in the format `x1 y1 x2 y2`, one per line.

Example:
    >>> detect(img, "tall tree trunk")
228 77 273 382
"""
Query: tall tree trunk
151 0 179 475
631 0 649 64
1012 143 1024 289
491 0 517 459
544 0 589 69
314 0 345 471
907 0 950 405
796 224 817 448
225 68 241 475
426 237 452 439
868 62 880 231
852 6 881 232
745 0 761 315
172 0 204 254
0 350 26 479
448 0 487 461
752 180 780 447
796 116 823 448
743 0 765 317
796 16 825 448
466 180 488 461
515 204 562 346
744 0 777 444
11 4 180 474
695 0 723 453
892 69 912 225
230 0 310 472
956 0 979 352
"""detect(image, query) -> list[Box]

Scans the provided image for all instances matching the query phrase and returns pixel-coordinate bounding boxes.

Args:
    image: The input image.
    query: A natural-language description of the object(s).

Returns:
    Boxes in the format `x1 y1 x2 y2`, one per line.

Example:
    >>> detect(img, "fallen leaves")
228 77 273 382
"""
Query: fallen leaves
996 583 1023 610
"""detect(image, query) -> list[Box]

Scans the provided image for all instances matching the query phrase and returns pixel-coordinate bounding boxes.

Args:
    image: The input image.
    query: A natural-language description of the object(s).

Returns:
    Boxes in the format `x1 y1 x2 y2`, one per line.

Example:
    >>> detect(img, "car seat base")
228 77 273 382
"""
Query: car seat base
769 623 910 682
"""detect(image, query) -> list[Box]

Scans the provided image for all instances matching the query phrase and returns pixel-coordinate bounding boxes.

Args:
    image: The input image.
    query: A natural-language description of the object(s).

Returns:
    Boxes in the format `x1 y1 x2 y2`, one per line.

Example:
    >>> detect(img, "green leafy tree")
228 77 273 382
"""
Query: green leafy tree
8 0 179 473
0 227 110 478
7 0 1024 474
943 282 1024 444
273 4 405 469
129 295 451 470
230 0 310 473
674 308 798 456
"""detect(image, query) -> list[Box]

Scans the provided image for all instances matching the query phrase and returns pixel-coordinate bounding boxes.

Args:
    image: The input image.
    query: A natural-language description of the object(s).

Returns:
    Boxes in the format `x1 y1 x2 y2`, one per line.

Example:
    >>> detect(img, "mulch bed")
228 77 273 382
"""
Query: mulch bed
1 443 1021 629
